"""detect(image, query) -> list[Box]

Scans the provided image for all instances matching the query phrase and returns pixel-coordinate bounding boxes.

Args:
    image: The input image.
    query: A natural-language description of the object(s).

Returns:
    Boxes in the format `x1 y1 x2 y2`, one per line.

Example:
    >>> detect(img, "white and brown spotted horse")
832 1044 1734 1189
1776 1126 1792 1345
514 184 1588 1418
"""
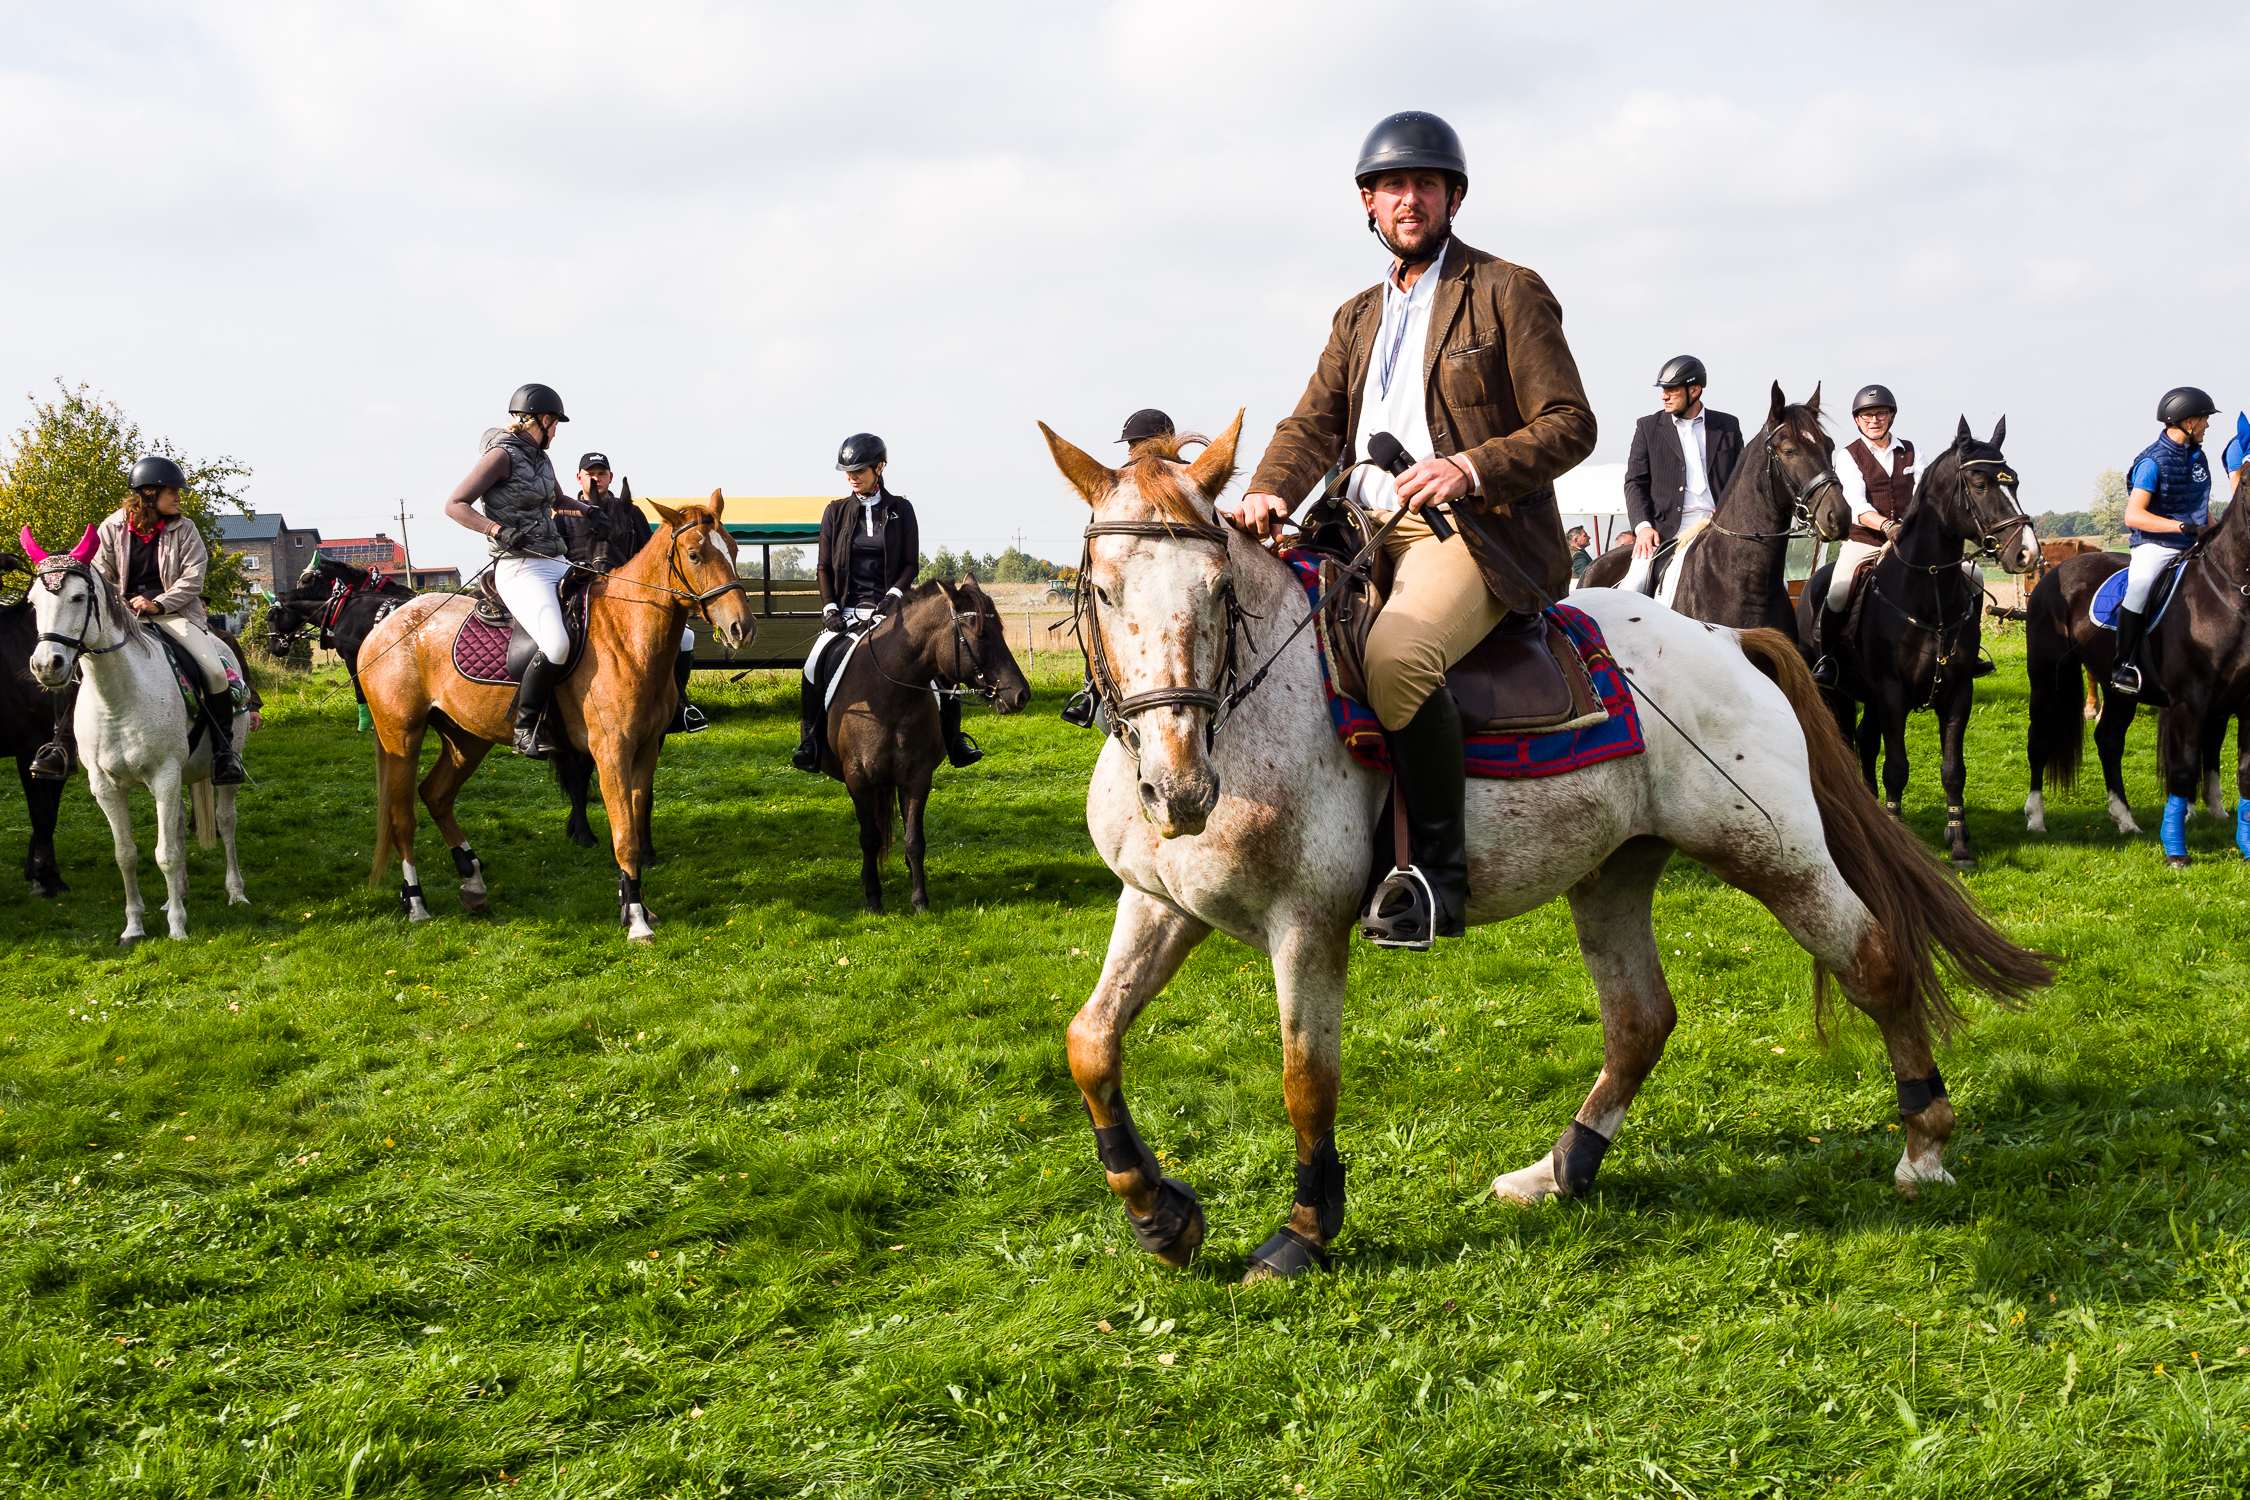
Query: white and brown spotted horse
1044 414 2055 1282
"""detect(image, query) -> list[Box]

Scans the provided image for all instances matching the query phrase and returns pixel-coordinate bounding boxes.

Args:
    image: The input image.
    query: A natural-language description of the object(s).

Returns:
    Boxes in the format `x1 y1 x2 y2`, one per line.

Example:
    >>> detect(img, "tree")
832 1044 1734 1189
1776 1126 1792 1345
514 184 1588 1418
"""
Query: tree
766 546 810 580
0 382 253 610
2088 468 2128 545
2034 510 2099 539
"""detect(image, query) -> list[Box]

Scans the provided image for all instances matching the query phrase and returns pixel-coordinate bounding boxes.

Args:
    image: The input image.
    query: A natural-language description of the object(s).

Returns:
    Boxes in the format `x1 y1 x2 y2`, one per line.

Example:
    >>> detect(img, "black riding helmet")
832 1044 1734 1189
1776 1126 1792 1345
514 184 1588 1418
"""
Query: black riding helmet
836 433 887 471
1355 112 1468 189
128 455 188 491
2157 386 2219 425
1852 384 1898 415
1119 409 1174 444
509 383 570 422
1654 355 1706 390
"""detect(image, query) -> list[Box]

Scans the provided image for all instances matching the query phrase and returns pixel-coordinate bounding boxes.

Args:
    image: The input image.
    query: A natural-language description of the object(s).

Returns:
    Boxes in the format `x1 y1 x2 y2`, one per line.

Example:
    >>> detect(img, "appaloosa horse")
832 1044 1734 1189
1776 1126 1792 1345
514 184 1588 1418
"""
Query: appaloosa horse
1041 413 2053 1282
2023 463 2250 864
22 526 248 941
1580 383 1851 631
358 494 753 939
809 577 1031 912
0 556 67 897
265 554 416 732
1795 419 2040 867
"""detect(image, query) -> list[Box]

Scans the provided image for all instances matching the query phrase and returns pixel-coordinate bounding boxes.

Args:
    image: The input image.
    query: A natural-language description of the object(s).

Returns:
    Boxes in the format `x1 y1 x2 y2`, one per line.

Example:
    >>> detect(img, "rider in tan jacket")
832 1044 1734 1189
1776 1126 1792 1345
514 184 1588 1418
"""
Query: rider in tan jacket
1223 111 1596 950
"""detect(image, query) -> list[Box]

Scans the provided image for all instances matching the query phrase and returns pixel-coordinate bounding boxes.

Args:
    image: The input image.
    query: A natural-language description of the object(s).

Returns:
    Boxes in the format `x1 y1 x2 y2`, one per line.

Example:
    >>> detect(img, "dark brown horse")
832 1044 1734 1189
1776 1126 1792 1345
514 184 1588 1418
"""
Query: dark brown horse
1795 418 2040 867
0 556 67 897
264 554 416 731
2023 464 2250 864
1580 383 1851 630
810 578 1030 912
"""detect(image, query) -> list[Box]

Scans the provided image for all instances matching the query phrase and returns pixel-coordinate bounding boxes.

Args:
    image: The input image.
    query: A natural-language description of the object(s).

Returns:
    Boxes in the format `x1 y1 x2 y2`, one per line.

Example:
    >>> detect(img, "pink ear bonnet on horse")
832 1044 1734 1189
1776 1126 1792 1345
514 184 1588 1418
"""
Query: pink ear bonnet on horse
17 524 99 564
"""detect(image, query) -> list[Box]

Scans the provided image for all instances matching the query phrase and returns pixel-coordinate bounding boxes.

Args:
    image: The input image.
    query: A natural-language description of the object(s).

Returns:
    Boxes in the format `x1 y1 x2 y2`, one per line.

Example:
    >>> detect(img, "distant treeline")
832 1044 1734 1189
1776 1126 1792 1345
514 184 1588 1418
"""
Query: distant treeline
747 545 1066 584
2031 466 2229 546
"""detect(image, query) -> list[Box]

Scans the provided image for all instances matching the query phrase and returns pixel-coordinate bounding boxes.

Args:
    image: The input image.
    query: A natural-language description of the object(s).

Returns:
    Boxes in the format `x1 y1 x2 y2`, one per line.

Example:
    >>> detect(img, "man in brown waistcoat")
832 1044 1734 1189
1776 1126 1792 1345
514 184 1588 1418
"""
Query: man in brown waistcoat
1222 111 1597 950
1813 384 1917 686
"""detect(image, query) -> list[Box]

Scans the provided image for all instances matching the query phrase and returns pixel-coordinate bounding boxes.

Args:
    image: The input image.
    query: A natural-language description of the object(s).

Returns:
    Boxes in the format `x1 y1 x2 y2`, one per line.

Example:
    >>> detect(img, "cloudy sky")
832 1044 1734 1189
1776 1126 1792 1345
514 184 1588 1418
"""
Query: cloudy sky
4 1 2246 576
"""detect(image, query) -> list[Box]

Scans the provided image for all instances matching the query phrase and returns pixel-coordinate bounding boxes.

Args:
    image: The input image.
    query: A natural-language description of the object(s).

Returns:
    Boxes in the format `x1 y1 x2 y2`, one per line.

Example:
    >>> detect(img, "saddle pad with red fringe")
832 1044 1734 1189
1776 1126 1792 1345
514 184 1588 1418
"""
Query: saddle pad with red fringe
452 613 513 684
1279 549 1644 779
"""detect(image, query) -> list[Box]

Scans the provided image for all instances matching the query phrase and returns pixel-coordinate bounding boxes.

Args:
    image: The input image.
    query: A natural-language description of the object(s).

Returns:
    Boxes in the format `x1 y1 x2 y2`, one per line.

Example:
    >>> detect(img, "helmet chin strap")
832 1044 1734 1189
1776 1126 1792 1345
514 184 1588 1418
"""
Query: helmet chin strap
1368 213 1451 269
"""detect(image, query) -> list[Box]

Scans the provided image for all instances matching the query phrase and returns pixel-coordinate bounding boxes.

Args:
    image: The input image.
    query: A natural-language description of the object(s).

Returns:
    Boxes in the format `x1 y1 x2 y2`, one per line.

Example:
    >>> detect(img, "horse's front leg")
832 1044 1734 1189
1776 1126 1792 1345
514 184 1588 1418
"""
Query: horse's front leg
1937 684 1975 868
19 764 66 897
2158 690 2208 868
593 736 655 941
1242 914 1353 1282
1877 682 1912 817
89 772 148 944
216 779 247 905
1494 836 1677 1207
150 765 190 939
900 770 932 913
847 777 891 914
1069 886 1212 1266
630 728 661 870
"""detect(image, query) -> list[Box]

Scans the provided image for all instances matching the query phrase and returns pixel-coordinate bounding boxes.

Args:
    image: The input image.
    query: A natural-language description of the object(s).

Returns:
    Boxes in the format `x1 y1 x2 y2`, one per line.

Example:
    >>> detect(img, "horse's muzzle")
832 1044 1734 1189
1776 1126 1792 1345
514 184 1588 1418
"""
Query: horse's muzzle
28 645 71 689
994 681 1031 714
1138 766 1221 838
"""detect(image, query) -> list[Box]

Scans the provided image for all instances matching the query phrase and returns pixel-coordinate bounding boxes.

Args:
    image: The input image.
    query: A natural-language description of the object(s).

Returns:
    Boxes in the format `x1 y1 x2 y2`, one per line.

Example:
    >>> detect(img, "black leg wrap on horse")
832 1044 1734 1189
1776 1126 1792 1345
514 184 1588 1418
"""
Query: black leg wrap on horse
1087 1099 1202 1260
1897 1069 1947 1118
1292 1131 1348 1240
1550 1120 1612 1198
451 845 482 879
1247 1225 1330 1277
397 882 424 914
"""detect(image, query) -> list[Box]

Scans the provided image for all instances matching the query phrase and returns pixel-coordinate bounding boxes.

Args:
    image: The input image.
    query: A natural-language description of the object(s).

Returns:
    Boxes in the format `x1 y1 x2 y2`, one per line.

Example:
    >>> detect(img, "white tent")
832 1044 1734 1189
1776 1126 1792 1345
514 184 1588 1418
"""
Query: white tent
1554 462 1629 553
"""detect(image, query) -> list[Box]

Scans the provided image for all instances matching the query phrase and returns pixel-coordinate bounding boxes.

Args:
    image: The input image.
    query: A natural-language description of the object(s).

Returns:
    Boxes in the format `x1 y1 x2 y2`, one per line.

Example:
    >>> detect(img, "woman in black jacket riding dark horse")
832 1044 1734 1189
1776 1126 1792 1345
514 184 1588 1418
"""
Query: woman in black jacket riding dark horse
792 433 981 772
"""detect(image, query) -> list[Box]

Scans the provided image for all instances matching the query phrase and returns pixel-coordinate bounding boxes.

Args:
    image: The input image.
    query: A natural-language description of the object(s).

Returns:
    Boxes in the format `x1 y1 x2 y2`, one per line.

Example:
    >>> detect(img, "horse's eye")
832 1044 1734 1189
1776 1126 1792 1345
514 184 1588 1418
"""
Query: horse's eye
688 549 703 562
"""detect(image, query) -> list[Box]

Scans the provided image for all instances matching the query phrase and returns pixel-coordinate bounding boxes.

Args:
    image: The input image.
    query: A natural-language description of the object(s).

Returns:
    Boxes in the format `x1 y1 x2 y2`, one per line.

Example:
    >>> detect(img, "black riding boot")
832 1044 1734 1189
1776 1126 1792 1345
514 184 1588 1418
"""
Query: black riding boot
511 653 563 759
2109 607 2147 694
27 680 79 781
203 688 246 786
1811 605 1846 687
1361 688 1468 950
941 694 983 767
791 674 824 772
669 649 706 734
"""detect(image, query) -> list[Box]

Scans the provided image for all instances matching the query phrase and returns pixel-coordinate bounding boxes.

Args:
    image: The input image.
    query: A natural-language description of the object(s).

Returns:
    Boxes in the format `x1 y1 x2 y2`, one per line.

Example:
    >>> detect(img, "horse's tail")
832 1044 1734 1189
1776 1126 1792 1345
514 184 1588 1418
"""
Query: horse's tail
369 740 396 887
2024 580 2085 795
1737 628 2056 1037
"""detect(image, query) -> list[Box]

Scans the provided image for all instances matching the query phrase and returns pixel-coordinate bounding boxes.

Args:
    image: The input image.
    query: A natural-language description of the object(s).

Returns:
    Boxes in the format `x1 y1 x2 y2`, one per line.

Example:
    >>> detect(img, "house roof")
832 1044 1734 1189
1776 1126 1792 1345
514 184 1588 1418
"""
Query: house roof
216 513 282 541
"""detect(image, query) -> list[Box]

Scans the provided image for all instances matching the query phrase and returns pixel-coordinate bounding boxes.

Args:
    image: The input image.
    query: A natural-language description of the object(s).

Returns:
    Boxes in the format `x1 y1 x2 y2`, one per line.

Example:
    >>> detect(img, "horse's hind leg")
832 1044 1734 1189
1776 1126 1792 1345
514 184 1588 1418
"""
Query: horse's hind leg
150 764 190 939
556 747 600 849
901 772 932 913
419 723 492 913
2092 690 2140 833
1068 887 1213 1267
1242 910 1356 1281
1493 836 1677 1207
381 728 432 921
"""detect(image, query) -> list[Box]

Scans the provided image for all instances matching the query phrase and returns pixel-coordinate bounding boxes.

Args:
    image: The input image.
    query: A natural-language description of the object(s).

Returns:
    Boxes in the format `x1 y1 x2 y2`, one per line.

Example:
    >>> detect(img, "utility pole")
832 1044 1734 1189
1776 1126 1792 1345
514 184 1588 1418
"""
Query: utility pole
395 499 415 584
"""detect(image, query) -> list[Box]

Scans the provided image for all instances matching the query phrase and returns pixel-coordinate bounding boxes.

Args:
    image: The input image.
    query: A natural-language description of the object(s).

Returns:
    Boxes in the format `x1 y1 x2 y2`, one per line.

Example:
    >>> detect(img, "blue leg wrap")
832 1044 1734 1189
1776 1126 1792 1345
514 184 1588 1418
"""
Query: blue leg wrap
2236 800 2250 860
2161 795 2191 858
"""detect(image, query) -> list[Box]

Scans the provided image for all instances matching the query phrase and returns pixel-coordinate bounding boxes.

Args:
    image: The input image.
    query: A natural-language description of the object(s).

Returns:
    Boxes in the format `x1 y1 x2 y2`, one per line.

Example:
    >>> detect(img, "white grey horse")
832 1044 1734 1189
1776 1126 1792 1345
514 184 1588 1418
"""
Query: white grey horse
1040 415 2053 1283
23 525 247 942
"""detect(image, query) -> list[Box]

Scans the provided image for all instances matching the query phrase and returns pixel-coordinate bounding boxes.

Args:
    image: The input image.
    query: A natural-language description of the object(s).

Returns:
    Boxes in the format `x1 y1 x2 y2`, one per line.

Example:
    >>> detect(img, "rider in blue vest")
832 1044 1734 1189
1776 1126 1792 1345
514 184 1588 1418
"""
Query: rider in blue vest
2110 386 2216 697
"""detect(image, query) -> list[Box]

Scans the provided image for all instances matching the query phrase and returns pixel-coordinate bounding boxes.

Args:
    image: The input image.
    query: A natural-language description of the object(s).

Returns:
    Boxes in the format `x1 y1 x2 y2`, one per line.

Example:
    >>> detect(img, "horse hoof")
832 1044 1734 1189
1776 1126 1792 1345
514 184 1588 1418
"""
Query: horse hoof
1126 1178 1205 1268
459 889 488 915
1950 856 1977 871
1243 1225 1330 1282
2166 855 2192 870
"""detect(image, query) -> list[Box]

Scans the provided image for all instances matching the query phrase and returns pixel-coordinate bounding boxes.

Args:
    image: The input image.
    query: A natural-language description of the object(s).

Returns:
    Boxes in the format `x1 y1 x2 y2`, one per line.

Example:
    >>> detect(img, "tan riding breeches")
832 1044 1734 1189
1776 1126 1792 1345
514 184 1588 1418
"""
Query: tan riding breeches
152 615 232 694
1363 509 1508 730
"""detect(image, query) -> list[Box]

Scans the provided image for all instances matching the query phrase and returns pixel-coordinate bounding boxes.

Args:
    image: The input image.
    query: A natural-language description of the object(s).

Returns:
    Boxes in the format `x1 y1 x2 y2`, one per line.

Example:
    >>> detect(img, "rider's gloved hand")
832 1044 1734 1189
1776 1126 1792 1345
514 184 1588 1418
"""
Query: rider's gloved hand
493 523 536 553
822 604 843 631
2178 521 2201 540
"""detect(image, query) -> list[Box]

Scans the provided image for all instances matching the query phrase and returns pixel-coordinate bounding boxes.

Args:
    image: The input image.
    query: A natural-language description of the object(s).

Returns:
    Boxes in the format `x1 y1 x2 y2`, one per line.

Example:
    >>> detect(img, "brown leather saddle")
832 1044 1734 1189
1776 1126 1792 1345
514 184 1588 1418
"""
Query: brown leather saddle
1301 489 1603 734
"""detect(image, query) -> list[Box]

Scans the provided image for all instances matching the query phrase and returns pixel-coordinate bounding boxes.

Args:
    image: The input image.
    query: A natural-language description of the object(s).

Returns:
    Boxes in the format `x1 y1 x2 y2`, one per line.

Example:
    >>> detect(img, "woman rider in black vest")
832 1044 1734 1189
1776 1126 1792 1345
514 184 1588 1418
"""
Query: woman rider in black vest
791 433 981 772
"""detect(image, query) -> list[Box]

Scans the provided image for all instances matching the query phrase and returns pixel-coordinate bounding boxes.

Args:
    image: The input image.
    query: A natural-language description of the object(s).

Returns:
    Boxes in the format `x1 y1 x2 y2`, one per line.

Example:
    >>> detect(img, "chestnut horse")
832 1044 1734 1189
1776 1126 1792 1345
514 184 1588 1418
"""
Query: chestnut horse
358 494 753 939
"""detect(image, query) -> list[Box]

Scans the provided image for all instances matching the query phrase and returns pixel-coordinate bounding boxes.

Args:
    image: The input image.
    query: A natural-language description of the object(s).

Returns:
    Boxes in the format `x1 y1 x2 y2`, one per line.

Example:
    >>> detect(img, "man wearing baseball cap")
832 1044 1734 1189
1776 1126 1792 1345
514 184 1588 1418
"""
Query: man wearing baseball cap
564 451 704 734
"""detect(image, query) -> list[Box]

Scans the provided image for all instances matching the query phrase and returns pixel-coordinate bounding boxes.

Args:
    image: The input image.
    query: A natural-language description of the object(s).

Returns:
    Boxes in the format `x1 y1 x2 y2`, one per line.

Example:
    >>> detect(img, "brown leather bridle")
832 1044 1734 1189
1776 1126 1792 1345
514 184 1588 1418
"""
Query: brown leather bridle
1075 518 1248 758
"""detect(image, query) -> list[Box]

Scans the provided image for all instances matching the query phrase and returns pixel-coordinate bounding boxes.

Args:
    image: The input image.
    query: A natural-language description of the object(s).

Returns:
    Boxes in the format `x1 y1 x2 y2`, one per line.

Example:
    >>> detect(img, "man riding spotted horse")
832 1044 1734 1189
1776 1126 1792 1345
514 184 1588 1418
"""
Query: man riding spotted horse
1223 110 1598 952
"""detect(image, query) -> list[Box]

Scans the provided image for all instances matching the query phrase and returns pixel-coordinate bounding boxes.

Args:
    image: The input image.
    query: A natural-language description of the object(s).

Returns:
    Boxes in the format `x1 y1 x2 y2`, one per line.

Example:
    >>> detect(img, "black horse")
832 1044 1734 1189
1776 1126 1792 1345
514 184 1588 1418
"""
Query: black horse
2023 464 2250 865
265 554 417 731
0 557 67 897
1795 418 2039 867
1581 382 1851 631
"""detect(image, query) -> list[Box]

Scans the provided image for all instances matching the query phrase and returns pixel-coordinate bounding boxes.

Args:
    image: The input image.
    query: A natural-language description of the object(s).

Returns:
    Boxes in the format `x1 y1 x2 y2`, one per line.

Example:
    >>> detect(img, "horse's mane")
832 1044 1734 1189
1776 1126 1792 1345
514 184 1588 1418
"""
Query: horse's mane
1117 431 1223 526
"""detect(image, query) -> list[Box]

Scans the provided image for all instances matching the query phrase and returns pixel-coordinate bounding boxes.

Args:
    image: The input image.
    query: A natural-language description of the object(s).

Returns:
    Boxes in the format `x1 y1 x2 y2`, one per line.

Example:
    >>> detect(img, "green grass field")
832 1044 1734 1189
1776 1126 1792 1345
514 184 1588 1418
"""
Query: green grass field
4 627 2248 1498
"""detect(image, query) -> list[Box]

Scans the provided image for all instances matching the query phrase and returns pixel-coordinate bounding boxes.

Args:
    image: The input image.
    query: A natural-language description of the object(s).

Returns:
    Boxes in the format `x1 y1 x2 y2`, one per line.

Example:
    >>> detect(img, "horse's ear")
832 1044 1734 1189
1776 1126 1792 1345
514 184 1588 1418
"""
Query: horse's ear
1185 408 1245 501
19 526 47 564
620 476 632 503
1955 416 1972 444
1768 382 1787 425
1038 422 1114 505
1989 416 2007 449
707 487 725 519
68 524 99 563
962 570 979 587
650 500 684 527
1806 382 1822 417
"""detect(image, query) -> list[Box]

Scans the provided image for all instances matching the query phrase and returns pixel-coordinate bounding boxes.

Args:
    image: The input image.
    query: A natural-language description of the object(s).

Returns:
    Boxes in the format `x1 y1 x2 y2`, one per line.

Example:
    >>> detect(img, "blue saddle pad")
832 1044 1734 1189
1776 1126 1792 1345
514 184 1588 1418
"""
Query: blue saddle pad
2090 559 2182 631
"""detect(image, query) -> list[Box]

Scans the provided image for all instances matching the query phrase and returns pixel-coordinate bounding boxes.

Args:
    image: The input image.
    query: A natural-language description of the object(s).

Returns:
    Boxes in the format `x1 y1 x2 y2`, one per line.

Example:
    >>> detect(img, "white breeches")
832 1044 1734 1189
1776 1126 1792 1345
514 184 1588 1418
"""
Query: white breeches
1827 539 1883 611
2123 542 2177 613
152 615 231 693
493 555 572 661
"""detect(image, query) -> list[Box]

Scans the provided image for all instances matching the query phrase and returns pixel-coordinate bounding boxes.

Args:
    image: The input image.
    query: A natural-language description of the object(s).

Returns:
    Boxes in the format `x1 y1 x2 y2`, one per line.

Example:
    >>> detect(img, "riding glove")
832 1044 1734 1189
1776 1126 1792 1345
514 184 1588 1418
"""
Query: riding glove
493 523 539 553
822 604 843 630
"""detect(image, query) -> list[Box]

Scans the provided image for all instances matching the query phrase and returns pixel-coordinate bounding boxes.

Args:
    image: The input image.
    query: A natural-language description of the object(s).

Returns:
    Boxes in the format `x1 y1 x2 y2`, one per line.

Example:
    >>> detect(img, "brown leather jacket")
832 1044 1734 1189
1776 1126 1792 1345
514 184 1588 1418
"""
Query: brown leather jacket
1246 238 1597 615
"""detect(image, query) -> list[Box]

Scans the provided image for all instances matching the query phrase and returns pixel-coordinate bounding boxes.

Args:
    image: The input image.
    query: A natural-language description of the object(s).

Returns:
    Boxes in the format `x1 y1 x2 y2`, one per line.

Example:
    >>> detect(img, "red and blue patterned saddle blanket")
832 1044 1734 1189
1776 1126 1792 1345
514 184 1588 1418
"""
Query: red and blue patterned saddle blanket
1279 549 1643 779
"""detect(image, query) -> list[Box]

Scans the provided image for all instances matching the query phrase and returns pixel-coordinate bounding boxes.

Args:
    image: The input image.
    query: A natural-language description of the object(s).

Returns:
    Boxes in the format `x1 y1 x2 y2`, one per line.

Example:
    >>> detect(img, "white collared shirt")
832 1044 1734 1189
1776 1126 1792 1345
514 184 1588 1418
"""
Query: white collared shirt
1349 243 1478 508
1675 410 1713 525
858 491 882 536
